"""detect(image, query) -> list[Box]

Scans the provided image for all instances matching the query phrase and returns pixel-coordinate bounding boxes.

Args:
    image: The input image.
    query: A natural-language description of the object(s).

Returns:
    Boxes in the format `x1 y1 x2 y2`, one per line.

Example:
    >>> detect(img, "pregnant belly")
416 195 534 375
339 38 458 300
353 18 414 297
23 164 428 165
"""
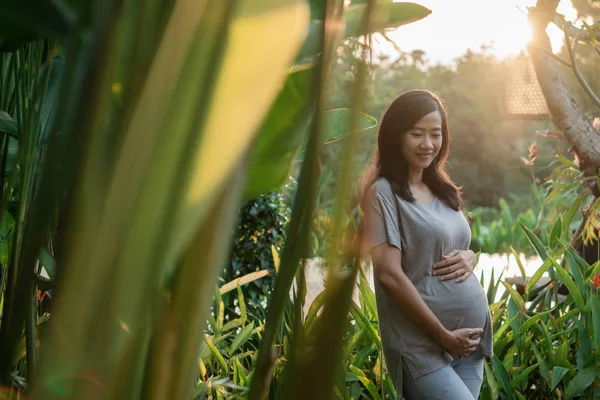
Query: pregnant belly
419 274 490 332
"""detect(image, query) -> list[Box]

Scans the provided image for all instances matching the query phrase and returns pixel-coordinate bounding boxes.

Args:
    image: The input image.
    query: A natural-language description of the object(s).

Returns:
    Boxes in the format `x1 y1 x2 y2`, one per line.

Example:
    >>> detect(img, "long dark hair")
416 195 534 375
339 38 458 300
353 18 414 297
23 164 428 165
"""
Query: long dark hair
360 89 463 211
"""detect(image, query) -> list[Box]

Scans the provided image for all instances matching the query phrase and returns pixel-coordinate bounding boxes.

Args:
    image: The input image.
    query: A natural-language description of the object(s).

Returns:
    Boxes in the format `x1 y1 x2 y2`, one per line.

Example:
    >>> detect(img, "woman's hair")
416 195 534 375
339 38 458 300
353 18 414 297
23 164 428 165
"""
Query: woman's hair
360 89 463 211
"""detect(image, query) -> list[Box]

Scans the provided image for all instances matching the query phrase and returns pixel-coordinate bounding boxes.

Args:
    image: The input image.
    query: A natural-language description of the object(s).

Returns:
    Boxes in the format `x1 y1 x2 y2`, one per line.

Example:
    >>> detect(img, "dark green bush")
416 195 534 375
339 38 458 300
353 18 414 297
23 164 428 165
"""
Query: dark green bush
222 180 295 321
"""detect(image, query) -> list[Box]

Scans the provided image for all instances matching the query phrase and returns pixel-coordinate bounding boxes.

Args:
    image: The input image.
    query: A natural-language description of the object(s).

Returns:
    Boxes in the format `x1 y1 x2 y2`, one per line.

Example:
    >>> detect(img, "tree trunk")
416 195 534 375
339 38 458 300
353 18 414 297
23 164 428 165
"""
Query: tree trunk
527 0 600 169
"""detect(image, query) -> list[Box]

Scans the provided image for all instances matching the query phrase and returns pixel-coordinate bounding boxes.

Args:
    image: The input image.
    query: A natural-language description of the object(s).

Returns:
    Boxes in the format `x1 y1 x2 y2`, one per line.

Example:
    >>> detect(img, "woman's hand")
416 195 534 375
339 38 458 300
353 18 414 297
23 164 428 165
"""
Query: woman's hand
432 249 476 282
440 327 483 360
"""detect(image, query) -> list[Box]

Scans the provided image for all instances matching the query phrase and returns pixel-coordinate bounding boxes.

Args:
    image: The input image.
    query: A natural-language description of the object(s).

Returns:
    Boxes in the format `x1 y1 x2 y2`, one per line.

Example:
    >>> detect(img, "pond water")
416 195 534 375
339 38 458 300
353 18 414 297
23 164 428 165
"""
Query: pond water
300 253 545 315
476 253 544 303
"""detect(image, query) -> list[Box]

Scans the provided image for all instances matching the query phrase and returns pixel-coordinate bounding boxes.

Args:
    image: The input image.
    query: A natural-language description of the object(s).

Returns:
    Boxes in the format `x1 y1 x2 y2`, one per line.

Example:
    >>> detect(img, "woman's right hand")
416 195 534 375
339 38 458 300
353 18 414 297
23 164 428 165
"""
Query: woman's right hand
440 327 483 360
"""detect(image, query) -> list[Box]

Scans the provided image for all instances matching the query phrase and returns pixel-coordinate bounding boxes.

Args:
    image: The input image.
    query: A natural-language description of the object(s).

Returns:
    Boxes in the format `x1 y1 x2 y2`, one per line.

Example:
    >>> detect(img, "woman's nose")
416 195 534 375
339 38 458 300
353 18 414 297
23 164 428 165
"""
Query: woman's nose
420 138 433 149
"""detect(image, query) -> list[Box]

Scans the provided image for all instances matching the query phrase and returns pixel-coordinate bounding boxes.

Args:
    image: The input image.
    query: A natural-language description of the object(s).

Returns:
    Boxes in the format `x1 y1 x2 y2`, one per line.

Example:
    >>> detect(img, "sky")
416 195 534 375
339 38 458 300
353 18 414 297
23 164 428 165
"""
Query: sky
373 0 579 65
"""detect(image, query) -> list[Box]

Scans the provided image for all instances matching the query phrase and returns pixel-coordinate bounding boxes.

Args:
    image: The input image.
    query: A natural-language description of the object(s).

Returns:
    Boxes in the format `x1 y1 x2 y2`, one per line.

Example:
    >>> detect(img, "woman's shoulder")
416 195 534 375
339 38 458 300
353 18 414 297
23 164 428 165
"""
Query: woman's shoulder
369 177 394 198
363 178 396 208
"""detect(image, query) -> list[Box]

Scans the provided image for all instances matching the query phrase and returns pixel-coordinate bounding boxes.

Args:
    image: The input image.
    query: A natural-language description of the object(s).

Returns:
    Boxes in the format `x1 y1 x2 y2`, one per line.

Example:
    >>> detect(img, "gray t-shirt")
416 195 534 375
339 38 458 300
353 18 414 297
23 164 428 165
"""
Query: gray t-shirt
364 178 493 395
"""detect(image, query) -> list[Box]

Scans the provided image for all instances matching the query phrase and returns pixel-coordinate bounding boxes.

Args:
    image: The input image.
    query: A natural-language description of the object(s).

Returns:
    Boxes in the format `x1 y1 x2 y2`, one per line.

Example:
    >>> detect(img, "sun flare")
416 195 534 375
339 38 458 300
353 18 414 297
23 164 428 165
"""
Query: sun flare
374 0 578 64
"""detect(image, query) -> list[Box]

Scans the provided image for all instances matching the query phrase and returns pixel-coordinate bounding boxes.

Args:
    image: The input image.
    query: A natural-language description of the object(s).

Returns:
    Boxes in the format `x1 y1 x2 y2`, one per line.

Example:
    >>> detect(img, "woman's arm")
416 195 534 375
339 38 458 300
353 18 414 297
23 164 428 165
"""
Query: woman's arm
371 243 482 359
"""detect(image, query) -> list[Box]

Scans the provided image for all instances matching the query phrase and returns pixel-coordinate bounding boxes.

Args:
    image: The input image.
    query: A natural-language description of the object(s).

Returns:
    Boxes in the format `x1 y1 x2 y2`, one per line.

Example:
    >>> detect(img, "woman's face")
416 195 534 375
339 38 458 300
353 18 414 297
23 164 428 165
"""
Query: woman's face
400 110 443 172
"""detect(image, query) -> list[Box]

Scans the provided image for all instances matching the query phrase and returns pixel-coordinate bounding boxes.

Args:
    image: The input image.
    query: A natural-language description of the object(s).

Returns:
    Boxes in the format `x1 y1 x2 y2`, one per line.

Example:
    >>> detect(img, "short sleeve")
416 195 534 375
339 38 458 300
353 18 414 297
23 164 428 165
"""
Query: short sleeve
364 181 402 251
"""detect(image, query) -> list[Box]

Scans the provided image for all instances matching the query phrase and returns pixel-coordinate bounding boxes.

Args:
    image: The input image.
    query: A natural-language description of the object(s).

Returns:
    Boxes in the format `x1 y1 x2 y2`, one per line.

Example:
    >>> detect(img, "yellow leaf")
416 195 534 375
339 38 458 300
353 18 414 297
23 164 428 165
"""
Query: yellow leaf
219 270 270 295
182 0 309 222
271 245 280 274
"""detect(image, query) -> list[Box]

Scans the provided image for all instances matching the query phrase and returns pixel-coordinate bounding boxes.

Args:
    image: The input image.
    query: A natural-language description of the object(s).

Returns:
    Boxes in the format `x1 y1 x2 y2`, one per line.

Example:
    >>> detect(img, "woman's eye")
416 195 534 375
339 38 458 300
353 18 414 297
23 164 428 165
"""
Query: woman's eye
411 133 422 137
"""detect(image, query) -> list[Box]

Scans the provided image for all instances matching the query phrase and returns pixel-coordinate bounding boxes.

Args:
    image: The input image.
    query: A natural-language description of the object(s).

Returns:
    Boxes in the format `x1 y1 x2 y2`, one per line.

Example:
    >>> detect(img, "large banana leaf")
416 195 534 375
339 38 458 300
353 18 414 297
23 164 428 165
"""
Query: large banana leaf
243 66 315 201
296 2 431 61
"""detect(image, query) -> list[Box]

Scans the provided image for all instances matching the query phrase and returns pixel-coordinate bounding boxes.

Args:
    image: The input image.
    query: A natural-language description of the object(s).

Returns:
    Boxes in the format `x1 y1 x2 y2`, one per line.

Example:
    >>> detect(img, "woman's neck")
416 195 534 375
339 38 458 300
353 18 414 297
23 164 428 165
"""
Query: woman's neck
407 168 424 186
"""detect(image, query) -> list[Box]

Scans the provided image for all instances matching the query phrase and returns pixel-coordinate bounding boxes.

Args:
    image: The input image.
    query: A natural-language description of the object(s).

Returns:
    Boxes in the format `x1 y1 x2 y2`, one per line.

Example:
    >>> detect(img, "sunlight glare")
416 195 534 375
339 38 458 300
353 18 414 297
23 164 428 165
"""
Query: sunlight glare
374 0 578 64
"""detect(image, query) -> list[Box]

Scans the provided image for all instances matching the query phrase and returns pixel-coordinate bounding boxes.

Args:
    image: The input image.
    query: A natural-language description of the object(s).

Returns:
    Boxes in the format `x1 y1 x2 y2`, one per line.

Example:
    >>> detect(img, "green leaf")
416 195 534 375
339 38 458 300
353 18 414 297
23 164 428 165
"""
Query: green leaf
549 217 562 248
526 248 565 293
344 330 363 355
38 247 56 282
281 261 358 400
229 322 255 354
0 212 15 264
236 284 247 325
357 274 376 317
501 281 525 311
549 257 586 311
244 66 315 200
248 53 323 398
348 365 382 400
537 321 555 365
308 0 326 19
37 57 67 143
555 340 569 368
296 2 431 61
510 246 527 286
533 342 551 385
590 294 600 352
514 390 526 400
233 357 247 386
491 356 514 398
483 360 499 400
565 366 595 399
565 249 586 298
0 111 17 137
563 193 586 236
293 108 378 162
350 303 380 347
551 366 569 391
557 153 579 169
221 318 243 333
511 363 539 388
344 2 432 38
0 2 73 51
204 337 228 374
521 310 551 333
305 290 326 329
493 315 518 343
487 267 502 305
519 221 549 260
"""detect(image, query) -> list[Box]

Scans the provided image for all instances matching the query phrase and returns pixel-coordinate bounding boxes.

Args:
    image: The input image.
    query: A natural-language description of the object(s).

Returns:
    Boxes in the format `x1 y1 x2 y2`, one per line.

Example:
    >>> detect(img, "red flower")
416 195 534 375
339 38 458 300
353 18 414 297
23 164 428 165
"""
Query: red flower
593 274 600 290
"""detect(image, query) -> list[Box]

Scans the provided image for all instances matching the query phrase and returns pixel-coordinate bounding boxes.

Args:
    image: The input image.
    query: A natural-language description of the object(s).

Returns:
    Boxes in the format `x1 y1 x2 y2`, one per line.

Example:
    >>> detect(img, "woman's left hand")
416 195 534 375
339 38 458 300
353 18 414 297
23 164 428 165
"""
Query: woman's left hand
432 250 477 282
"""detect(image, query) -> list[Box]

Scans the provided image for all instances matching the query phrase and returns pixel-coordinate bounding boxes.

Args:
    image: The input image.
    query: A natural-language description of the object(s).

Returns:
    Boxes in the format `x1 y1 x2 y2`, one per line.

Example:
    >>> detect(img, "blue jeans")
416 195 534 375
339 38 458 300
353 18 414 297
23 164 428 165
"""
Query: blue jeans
403 348 485 400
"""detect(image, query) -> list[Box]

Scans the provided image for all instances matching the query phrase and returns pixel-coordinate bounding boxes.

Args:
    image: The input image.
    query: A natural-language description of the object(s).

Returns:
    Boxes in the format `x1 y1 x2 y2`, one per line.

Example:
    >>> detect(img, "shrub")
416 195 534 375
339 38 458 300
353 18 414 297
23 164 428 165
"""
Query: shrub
222 180 295 321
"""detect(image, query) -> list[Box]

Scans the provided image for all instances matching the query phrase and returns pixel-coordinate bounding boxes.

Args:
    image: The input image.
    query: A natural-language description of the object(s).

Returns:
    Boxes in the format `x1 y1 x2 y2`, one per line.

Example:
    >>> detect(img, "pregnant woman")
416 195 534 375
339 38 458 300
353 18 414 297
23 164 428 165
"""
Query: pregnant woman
361 90 493 399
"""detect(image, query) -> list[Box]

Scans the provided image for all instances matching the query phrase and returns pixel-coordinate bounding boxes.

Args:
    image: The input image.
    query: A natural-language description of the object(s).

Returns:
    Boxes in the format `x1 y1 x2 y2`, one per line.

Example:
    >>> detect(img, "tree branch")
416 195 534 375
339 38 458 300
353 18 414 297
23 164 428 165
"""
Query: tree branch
528 42 572 68
563 25 600 109
554 17 600 43
527 0 600 168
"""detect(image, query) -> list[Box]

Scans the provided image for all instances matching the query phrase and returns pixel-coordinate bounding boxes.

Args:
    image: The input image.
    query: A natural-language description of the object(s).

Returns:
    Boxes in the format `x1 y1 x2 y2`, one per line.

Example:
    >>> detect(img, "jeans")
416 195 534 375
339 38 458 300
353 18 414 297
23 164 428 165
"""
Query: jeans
402 348 485 400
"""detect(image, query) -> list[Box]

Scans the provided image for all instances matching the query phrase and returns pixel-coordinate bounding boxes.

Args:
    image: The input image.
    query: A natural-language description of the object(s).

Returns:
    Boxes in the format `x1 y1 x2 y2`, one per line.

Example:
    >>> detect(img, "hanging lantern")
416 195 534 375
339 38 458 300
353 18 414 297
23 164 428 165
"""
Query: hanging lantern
500 53 550 120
